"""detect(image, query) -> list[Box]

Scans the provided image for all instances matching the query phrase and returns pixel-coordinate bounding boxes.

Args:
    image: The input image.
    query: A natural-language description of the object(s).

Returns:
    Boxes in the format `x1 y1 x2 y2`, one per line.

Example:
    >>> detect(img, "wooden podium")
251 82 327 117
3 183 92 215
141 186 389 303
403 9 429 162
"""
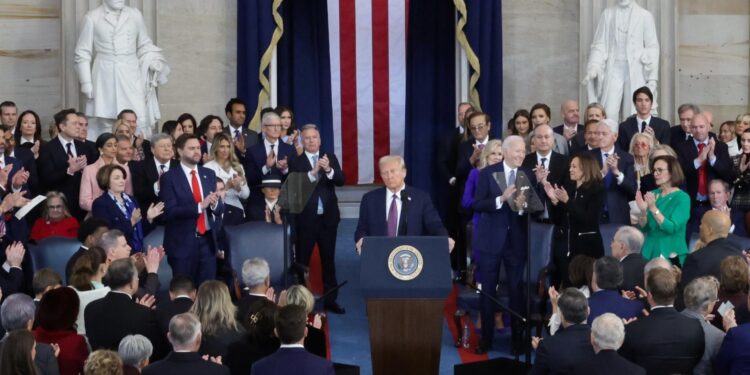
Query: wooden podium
360 236 452 375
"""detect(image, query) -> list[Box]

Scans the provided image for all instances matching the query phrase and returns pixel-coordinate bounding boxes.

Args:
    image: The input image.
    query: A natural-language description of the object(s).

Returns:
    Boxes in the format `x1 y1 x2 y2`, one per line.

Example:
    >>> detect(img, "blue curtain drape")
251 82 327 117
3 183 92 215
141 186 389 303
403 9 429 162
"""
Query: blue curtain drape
276 0 334 156
465 0 503 139
404 0 457 203
237 0 276 126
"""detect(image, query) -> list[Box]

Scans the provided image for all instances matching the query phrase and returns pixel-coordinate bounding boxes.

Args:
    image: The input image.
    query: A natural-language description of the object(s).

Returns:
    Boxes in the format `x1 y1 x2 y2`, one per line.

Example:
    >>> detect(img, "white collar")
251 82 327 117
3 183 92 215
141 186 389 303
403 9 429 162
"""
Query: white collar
386 185 406 198
600 146 615 155
636 115 652 125
20 136 34 144
475 137 489 146
304 150 319 159
280 344 305 349
180 162 198 176
265 198 278 207
154 157 170 167
536 151 552 160
503 161 517 173
57 134 74 145
264 138 279 148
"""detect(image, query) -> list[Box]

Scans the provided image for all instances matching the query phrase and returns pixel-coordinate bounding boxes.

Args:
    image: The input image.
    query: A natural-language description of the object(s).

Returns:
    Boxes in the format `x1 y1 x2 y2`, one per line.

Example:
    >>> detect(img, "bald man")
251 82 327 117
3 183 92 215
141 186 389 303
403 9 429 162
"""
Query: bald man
553 100 586 151
674 113 732 238
680 211 742 296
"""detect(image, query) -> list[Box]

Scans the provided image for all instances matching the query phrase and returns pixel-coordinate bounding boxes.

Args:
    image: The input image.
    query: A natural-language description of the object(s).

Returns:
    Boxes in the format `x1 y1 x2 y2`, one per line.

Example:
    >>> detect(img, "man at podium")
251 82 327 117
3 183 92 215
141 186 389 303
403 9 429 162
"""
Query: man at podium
355 155 452 254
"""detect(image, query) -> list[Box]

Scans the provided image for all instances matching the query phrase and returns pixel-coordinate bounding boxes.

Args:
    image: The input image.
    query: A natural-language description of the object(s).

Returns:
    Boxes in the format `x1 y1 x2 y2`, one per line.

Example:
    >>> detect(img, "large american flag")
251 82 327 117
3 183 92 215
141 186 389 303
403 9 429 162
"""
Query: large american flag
327 0 408 184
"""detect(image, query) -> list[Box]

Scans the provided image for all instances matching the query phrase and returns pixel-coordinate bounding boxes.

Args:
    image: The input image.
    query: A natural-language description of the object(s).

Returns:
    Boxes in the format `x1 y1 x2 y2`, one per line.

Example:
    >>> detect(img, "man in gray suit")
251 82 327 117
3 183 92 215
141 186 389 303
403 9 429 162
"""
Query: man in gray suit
0 293 59 375
682 276 726 375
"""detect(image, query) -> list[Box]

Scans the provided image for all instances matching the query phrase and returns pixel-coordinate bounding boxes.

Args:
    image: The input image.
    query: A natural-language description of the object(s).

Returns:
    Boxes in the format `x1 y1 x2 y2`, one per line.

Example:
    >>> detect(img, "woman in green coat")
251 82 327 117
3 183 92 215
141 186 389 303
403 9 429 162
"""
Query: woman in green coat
635 155 691 264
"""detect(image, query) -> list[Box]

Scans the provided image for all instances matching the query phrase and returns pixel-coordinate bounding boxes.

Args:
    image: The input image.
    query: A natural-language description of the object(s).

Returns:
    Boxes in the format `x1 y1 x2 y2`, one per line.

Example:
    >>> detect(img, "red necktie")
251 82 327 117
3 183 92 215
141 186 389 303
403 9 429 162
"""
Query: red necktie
697 143 707 196
191 170 207 234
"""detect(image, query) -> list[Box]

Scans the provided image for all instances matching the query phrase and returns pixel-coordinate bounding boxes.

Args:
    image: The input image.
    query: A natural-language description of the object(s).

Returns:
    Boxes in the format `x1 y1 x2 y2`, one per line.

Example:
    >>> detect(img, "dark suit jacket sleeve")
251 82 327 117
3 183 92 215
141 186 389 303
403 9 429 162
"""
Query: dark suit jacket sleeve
0 267 24 296
38 143 69 190
471 168 500 213
530 340 551 375
354 195 371 242
657 119 671 145
418 193 448 236
619 157 637 196
160 172 200 221
35 342 61 375
565 185 605 222
455 143 473 182
325 154 346 186
711 142 733 181
713 328 735 375
132 161 153 207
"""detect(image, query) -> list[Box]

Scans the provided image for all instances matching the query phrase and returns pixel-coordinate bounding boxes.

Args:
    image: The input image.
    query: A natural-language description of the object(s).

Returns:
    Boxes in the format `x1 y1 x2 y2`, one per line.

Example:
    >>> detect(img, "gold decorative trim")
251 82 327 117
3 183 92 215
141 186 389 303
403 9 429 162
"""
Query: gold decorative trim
248 0 284 132
453 0 482 111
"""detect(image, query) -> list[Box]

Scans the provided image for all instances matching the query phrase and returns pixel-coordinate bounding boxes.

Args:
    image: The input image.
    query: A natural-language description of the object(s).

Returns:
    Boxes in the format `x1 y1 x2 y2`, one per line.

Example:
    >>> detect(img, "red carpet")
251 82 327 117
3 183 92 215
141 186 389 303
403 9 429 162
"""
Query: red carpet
444 285 488 363
308 244 325 294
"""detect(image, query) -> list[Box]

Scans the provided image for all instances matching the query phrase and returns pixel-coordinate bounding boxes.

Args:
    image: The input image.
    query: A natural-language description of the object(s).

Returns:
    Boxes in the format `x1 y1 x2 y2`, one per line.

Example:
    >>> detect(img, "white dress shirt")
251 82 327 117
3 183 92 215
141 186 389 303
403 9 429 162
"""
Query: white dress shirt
152 157 171 194
261 139 282 175
203 160 249 211
600 146 625 185
305 151 335 182
58 134 77 157
495 161 518 210
181 162 210 230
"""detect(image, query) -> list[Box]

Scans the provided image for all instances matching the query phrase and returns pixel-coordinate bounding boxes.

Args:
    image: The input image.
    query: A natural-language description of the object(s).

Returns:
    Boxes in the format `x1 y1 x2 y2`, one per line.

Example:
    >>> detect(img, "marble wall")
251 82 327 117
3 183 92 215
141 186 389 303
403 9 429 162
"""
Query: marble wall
677 0 750 124
0 0 61 133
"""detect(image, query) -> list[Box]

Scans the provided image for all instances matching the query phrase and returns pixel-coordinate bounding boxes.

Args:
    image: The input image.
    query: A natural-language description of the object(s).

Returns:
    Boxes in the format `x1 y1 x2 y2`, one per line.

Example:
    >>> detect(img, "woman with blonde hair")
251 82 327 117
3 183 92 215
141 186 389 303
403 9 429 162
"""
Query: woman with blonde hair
189 280 244 358
281 285 327 358
203 132 249 225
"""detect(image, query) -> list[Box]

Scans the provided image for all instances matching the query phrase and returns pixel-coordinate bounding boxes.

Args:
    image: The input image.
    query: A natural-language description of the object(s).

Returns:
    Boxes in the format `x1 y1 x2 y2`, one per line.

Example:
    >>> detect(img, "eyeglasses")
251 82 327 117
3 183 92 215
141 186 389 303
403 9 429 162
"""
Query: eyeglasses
47 205 64 210
653 168 668 174
469 124 487 131
264 124 282 129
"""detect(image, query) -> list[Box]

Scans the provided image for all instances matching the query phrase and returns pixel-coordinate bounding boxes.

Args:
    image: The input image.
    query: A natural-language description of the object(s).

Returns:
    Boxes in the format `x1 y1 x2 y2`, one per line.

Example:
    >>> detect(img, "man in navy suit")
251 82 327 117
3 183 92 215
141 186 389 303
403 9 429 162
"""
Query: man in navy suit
472 135 539 354
675 113 732 234
160 134 224 285
37 109 95 220
610 226 647 292
588 256 643 323
223 98 259 163
588 119 637 224
245 112 296 204
132 133 179 233
143 312 229 375
670 103 701 148
573 313 646 375
553 99 586 151
290 125 346 314
531 288 596 374
690 179 747 237
251 305 334 375
354 155 450 254
617 86 671 150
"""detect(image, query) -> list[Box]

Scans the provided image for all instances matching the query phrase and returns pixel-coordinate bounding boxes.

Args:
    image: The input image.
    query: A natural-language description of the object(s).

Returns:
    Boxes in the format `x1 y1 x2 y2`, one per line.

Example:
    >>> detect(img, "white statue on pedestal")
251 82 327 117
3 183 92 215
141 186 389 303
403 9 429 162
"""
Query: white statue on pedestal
74 0 170 140
582 0 659 122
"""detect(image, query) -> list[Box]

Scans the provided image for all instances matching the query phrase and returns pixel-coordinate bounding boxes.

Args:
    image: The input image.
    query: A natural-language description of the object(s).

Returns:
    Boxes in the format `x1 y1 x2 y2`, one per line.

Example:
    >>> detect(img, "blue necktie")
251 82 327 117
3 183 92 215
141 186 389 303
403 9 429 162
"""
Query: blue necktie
603 153 613 187
508 170 516 186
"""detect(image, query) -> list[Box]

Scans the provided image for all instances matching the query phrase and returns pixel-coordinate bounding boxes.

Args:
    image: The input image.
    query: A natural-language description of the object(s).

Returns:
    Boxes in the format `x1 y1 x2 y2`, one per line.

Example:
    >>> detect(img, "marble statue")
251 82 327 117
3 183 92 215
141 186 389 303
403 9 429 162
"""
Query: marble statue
582 0 659 122
74 0 170 139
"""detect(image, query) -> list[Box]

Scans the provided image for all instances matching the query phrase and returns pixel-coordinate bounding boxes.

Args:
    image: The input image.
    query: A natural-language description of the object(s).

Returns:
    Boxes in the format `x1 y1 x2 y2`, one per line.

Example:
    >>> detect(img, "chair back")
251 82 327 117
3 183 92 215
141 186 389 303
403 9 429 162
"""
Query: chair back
225 222 288 288
29 236 81 277
142 226 172 294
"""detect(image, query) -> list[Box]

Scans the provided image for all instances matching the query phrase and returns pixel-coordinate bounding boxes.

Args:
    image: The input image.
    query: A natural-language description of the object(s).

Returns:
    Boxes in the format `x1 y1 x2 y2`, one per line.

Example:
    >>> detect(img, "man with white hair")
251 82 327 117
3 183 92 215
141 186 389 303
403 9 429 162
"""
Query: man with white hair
682 276 725 375
610 226 647 291
573 313 646 374
0 293 60 374
472 135 541 354
237 257 273 321
119 334 154 373
245 111 297 205
142 313 228 375
588 118 636 224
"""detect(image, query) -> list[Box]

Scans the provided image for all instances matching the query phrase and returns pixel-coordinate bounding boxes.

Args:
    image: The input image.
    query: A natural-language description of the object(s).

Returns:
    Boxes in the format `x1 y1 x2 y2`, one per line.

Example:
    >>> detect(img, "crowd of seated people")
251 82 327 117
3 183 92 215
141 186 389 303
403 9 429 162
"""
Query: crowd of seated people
0 88 750 373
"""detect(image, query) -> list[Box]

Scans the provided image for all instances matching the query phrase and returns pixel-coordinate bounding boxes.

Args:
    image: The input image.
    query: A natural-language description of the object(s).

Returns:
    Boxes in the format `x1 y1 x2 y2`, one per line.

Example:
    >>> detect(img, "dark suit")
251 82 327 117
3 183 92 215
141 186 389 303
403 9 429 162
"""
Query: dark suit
619 307 705 374
37 137 95 220
714 323 750 375
620 253 647 292
471 163 537 348
679 237 742 309
143 351 229 375
83 139 100 160
244 141 296 204
91 193 144 251
155 296 193 334
10 147 39 196
587 289 643 324
354 186 447 241
0 336 60 375
690 206 747 237
223 125 260 161
674 136 732 206
573 349 646 375
587 148 637 224
290 153 345 305
246 199 275 223
251 347 334 375
132 158 180 217
530 324 596 375
65 246 88 284
84 292 163 355
617 116 671 151
554 124 586 151
160 164 224 285
236 294 266 323
522 151 568 225
436 128 468 273
670 125 691 148
0 155 26 198
135 138 153 161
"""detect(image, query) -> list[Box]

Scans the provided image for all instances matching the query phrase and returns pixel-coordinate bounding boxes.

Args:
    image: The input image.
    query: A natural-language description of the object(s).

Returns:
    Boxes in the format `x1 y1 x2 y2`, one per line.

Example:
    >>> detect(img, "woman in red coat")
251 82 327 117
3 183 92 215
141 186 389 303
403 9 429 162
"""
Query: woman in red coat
33 287 89 375
30 191 79 242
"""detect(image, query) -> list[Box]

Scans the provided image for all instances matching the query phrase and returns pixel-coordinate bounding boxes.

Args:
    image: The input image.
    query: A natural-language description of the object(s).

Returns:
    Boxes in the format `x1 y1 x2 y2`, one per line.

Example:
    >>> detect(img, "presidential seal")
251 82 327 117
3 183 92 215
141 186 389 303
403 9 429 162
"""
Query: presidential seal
387 245 424 281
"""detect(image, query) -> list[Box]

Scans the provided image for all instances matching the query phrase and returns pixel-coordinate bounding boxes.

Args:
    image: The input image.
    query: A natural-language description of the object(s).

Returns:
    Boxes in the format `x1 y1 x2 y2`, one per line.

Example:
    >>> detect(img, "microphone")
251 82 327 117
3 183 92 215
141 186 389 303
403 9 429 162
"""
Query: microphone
400 190 409 235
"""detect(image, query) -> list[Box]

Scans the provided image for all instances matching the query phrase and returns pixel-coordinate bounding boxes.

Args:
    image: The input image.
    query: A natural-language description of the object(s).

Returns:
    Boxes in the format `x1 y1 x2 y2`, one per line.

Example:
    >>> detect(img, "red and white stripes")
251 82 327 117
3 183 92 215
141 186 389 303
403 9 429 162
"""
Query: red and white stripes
327 0 408 184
